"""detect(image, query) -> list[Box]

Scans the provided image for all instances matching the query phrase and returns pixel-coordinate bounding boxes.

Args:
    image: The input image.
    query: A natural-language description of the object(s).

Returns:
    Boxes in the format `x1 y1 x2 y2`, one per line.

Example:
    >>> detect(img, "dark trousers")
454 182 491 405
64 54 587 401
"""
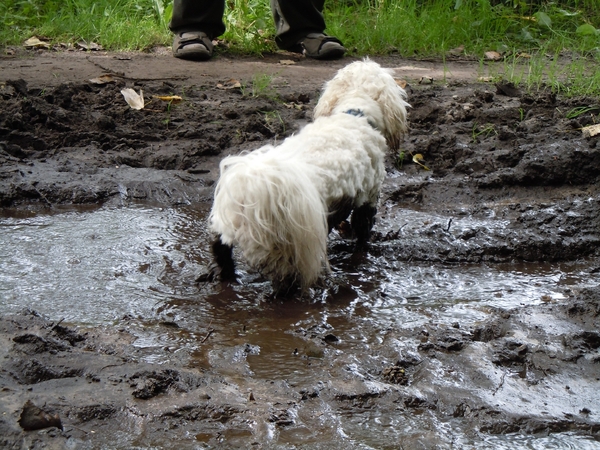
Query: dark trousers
169 0 327 50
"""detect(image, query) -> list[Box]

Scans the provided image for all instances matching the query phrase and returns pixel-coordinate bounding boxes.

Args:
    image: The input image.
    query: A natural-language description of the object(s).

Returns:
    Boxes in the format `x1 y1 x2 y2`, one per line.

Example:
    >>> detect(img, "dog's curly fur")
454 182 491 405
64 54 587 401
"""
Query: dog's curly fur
207 59 409 293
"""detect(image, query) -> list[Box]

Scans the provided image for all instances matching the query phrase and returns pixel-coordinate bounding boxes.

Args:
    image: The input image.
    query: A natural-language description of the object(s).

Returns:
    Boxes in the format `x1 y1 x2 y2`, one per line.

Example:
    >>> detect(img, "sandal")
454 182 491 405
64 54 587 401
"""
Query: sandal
299 33 346 60
172 31 213 61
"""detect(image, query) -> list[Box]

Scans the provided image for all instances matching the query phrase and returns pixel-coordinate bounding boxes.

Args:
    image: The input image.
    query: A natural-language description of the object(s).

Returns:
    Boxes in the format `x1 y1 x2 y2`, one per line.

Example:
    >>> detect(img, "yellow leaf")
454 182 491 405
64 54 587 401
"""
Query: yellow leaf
412 154 430 171
396 79 408 89
24 37 51 49
154 95 183 103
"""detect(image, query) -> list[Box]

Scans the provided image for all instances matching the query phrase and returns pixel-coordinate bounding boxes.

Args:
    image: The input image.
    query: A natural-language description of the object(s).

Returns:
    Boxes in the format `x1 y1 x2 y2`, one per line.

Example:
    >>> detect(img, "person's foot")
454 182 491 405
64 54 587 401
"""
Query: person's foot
172 31 213 61
297 33 346 60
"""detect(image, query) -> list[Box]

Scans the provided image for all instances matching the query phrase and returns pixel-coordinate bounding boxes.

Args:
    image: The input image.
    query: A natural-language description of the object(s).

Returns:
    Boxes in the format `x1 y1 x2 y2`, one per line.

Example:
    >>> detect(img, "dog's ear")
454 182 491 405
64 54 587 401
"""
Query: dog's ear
313 79 351 119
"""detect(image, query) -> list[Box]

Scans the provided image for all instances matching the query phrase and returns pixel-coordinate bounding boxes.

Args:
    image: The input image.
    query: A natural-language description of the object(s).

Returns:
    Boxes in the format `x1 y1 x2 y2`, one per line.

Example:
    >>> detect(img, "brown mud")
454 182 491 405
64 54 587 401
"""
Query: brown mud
1 48 600 449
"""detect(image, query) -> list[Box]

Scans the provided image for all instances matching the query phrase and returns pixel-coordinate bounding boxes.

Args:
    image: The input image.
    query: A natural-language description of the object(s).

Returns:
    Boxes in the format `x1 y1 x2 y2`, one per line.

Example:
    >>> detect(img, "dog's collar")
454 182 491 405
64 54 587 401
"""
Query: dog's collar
344 108 364 118
344 108 377 129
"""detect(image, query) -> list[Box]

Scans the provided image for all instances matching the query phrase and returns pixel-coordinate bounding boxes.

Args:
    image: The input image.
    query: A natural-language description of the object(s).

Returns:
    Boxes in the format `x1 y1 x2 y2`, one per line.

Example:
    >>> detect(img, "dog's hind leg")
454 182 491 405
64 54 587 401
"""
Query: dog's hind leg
197 236 236 282
327 197 354 234
350 203 377 251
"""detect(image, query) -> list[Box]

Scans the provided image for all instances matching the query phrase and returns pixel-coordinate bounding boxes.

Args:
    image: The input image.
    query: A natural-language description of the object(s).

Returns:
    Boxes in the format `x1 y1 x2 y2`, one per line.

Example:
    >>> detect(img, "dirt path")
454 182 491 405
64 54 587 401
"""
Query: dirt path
1 48 600 449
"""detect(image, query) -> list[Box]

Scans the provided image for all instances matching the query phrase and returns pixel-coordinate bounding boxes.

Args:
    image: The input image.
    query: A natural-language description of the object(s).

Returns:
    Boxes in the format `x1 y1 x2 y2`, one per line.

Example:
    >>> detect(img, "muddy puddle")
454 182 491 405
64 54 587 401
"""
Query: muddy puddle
2 203 600 449
2 52 600 448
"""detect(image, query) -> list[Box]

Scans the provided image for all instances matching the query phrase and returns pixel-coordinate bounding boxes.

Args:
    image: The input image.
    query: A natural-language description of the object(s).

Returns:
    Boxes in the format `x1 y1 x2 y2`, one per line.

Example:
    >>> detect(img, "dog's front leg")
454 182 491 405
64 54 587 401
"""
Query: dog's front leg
212 237 236 280
197 236 236 282
351 204 377 251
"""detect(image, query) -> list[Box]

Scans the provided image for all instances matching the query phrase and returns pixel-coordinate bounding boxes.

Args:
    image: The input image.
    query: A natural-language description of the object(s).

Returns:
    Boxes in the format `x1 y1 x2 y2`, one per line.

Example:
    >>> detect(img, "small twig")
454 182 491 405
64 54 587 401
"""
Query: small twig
20 169 54 208
492 371 506 395
51 318 65 330
64 424 90 435
98 362 127 372
86 57 189 81
201 328 215 343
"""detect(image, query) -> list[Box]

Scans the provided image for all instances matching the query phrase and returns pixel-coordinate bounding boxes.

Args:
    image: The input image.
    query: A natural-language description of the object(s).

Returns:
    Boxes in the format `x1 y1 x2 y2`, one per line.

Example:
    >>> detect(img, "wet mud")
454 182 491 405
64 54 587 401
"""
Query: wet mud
1 51 600 448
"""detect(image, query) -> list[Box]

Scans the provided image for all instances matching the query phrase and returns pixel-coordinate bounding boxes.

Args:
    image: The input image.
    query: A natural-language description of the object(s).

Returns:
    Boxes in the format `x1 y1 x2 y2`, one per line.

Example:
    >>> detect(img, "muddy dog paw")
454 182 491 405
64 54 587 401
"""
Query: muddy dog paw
196 262 236 283
196 237 236 283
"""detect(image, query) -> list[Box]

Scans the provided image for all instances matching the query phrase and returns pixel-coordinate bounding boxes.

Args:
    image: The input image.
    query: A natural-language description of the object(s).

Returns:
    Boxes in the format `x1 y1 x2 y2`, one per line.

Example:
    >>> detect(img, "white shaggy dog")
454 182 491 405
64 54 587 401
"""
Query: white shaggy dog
206 60 409 294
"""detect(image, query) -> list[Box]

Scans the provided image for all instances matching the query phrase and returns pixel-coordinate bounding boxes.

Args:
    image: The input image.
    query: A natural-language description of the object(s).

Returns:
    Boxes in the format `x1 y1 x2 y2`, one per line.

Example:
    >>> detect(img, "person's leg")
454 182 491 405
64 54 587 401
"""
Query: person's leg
270 0 345 59
170 0 225 60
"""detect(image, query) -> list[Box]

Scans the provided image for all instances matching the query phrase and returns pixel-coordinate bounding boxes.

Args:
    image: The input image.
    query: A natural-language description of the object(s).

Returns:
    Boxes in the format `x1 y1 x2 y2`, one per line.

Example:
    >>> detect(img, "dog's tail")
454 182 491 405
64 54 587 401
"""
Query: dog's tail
210 148 328 289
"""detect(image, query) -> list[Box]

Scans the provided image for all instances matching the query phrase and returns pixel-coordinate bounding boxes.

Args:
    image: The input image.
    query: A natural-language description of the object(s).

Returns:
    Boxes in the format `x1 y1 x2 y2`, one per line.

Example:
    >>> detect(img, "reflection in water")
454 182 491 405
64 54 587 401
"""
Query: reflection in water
1 204 599 449
1 205 210 325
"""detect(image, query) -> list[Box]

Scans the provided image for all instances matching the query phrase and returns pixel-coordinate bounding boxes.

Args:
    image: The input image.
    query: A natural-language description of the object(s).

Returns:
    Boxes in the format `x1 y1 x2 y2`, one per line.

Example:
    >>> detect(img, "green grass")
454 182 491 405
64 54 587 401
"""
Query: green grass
1 0 170 50
2 0 600 95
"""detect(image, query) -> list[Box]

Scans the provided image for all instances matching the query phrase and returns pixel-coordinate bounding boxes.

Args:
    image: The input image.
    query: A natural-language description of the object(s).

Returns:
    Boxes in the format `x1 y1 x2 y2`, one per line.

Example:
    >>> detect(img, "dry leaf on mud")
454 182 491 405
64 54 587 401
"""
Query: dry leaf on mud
89 74 116 85
413 153 430 171
396 79 408 89
484 51 502 61
582 124 600 138
217 79 242 90
18 400 63 431
23 37 51 49
154 95 183 103
279 59 296 65
77 41 103 51
447 45 465 56
121 88 145 110
284 103 304 110
495 81 521 98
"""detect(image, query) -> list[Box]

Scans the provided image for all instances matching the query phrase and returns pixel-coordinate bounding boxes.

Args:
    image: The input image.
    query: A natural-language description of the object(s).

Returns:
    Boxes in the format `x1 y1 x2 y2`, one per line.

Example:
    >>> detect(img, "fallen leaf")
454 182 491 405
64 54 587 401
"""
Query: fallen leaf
77 41 103 51
396 79 408 89
284 103 303 110
23 37 51 49
495 81 521 97
412 153 430 171
484 51 502 61
19 400 63 431
448 45 465 56
89 74 116 85
279 59 296 65
216 79 242 90
7 79 28 95
154 95 183 103
582 124 600 138
121 88 145 110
